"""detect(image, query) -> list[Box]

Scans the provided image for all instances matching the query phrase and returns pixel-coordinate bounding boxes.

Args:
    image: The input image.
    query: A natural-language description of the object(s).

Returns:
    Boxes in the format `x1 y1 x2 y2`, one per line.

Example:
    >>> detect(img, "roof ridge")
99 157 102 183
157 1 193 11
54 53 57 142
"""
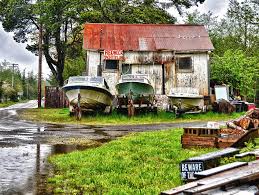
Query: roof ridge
84 23 204 27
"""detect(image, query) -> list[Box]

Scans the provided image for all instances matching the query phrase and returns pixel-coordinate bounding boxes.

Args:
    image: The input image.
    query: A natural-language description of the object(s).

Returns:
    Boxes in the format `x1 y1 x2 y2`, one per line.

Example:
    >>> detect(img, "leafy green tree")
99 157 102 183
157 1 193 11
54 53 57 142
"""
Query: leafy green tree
26 71 38 99
21 69 27 99
2 82 17 101
185 10 218 33
211 50 259 99
0 0 79 86
0 61 38 101
185 0 259 57
63 57 86 81
0 81 3 102
212 0 259 56
78 0 176 24
227 0 258 50
160 0 205 15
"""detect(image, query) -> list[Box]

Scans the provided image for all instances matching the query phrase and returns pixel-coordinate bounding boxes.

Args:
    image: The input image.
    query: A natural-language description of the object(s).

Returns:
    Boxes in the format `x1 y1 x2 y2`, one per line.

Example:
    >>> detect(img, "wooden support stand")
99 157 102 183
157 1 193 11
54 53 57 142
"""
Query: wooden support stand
127 99 135 117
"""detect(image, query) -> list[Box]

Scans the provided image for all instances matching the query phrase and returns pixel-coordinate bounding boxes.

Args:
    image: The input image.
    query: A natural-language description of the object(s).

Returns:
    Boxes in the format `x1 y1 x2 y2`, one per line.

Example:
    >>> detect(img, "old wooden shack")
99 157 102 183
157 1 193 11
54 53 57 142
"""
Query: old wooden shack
83 23 214 96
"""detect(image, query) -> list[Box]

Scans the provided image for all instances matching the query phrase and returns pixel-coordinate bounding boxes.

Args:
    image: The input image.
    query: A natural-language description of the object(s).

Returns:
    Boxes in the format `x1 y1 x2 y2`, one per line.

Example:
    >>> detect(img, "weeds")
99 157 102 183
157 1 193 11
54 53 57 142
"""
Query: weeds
20 108 245 125
221 141 257 165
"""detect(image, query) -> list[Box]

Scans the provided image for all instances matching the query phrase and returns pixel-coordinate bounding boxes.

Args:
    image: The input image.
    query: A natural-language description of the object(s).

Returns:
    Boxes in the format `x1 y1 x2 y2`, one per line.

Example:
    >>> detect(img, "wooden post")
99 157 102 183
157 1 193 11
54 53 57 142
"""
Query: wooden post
38 23 43 108
128 99 134 117
76 93 82 120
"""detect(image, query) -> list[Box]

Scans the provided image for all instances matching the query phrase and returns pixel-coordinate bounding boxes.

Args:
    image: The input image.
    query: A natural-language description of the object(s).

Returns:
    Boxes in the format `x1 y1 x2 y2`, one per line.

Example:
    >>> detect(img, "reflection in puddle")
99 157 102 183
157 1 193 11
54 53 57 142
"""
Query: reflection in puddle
0 143 93 194
0 105 113 194
39 127 45 132
0 111 129 194
53 144 92 154
0 144 52 194
7 110 17 116
0 121 121 194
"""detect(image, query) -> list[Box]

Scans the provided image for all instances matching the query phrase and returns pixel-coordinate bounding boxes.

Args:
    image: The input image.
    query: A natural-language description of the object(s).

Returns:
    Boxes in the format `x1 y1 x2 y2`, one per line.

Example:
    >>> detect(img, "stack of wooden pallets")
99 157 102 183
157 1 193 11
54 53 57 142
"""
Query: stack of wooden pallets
162 159 259 194
181 127 220 148
182 109 259 149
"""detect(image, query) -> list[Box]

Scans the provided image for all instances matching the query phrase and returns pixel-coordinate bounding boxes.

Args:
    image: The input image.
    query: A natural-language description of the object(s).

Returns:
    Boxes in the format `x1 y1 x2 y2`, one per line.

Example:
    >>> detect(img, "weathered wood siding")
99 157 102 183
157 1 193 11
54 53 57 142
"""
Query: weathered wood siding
130 64 163 94
86 51 209 96
45 86 68 108
86 50 100 76
175 53 209 96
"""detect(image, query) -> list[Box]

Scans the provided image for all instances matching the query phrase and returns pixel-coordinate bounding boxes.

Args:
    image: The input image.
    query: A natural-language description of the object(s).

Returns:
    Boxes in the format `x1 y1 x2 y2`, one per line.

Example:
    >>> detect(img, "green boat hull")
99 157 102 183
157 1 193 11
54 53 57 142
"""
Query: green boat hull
116 82 155 106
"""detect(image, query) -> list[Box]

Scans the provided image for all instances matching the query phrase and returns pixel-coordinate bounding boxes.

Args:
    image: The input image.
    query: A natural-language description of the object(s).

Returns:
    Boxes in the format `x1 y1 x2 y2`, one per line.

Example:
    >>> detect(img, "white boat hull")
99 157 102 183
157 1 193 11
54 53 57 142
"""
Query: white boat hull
168 95 204 111
64 86 112 112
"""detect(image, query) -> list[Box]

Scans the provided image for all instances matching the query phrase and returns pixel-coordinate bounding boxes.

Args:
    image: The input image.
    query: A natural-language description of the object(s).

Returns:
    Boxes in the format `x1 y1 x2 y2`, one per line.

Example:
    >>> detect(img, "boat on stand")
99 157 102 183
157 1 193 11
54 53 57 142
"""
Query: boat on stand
167 87 204 115
63 76 113 118
115 74 156 115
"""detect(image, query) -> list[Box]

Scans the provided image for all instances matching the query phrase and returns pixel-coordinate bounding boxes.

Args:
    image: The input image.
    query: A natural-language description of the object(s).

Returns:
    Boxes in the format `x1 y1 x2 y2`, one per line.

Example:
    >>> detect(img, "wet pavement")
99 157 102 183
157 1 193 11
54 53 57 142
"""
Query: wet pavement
0 100 208 194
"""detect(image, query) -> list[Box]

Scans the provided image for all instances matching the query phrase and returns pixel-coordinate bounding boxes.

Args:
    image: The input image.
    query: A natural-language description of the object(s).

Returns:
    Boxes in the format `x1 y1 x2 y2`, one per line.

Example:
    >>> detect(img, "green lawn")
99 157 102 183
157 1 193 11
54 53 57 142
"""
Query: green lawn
48 128 216 194
20 108 245 125
255 138 259 148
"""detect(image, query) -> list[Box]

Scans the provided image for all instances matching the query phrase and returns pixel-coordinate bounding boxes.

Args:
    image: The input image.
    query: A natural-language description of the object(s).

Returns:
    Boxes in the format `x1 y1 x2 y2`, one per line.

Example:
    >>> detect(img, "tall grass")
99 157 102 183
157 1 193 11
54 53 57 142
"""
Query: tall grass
48 129 216 194
21 108 245 125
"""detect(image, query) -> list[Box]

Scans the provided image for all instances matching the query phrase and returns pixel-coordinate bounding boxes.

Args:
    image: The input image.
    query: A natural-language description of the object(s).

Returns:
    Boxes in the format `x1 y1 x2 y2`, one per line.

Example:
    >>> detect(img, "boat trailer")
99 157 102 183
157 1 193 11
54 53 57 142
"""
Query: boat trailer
116 93 157 117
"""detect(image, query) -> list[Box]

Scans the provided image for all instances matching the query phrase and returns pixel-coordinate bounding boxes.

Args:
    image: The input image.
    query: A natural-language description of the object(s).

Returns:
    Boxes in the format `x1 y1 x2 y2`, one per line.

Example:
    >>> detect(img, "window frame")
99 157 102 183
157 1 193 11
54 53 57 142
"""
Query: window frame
176 56 193 73
104 60 119 72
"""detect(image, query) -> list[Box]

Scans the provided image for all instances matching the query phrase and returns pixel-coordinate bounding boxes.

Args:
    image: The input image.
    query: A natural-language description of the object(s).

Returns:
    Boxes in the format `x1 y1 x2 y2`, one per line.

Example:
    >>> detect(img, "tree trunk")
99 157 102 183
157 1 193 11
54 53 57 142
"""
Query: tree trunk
57 66 64 86
43 29 66 87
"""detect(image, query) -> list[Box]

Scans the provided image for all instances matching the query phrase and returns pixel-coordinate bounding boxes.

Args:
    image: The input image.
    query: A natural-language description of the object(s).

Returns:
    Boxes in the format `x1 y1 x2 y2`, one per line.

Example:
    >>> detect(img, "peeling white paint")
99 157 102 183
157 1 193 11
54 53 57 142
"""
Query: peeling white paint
86 51 209 96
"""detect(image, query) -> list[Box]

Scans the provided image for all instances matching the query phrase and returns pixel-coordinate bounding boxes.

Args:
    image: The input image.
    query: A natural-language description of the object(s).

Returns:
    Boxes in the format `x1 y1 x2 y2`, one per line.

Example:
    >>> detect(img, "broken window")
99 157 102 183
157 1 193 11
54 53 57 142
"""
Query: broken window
177 57 193 72
105 60 118 70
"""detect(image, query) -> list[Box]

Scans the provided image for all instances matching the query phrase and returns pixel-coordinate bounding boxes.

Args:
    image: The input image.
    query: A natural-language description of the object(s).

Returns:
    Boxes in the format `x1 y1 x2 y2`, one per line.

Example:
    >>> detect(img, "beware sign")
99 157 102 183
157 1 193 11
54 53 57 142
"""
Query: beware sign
104 50 124 60
180 161 204 180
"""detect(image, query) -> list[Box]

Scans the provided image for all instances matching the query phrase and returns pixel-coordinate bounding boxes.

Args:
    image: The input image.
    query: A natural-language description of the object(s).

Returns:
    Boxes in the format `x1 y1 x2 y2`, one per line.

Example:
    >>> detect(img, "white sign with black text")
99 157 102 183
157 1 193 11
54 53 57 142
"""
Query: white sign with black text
180 161 204 180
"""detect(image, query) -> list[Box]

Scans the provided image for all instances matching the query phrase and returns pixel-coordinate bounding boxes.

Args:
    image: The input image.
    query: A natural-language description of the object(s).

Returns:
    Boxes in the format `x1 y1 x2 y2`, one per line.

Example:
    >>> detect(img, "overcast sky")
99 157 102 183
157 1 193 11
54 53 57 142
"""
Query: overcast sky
0 0 229 78
190 0 228 16
0 23 49 77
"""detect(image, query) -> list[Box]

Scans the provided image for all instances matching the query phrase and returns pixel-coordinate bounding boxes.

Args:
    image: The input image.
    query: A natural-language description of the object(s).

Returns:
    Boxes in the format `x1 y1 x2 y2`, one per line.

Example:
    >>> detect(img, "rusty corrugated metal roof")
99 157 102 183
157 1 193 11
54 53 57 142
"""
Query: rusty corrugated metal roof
83 23 214 52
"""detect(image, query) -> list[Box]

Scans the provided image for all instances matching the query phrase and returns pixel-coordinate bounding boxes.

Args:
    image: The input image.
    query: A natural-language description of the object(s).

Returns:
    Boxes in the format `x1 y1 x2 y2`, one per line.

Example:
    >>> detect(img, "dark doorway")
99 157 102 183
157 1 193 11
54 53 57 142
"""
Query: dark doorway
162 64 165 95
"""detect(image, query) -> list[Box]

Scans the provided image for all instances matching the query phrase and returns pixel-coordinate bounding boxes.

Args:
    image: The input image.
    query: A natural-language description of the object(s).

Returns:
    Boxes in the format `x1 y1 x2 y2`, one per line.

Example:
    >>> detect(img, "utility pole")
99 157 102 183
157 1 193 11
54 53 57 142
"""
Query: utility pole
27 83 29 99
98 28 103 76
11 64 18 88
38 23 43 108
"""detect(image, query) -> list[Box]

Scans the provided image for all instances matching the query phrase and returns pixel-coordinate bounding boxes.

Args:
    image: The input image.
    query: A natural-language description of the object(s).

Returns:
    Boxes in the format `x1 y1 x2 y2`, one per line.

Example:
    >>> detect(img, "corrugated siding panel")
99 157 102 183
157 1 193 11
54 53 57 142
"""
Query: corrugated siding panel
83 23 214 51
